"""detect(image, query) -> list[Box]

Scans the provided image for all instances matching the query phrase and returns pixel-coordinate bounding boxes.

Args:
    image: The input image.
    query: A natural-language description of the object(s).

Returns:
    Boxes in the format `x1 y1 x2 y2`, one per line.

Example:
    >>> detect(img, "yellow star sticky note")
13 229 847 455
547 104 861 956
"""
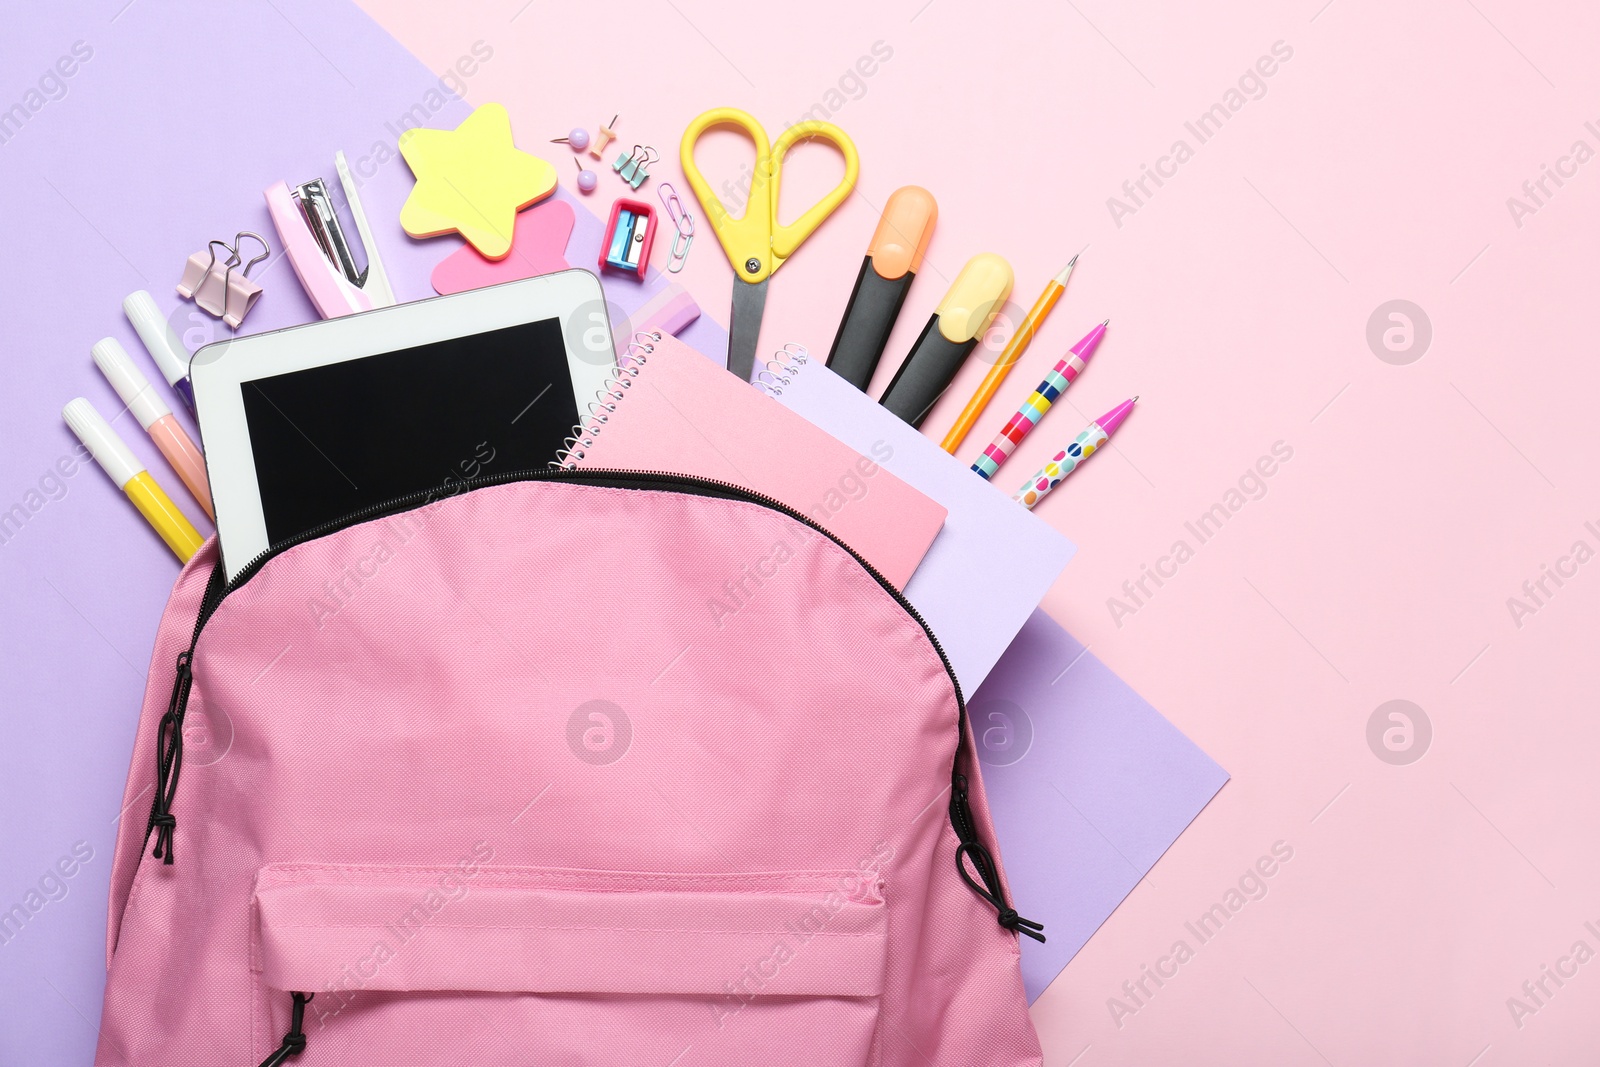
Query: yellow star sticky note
398 102 556 260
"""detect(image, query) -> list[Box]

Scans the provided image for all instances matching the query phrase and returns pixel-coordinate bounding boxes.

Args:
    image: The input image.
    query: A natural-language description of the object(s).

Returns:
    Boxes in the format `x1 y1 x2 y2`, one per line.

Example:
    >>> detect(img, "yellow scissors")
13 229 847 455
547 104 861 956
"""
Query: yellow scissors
680 107 860 379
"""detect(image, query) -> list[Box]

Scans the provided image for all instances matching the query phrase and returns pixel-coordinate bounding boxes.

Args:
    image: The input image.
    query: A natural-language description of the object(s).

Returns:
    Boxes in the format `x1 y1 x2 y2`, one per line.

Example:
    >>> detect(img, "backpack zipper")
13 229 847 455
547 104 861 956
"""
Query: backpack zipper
143 468 1039 938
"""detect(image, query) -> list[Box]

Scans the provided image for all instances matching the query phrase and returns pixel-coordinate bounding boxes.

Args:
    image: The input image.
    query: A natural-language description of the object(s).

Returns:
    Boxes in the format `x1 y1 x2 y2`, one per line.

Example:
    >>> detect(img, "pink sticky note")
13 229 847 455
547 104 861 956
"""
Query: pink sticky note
430 200 575 295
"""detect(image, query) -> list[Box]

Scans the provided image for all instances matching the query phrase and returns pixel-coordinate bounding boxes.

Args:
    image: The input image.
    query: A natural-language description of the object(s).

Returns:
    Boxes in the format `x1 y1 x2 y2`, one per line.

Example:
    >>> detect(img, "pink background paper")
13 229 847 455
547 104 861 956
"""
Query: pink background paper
362 1 1600 1063
3 0 1598 1062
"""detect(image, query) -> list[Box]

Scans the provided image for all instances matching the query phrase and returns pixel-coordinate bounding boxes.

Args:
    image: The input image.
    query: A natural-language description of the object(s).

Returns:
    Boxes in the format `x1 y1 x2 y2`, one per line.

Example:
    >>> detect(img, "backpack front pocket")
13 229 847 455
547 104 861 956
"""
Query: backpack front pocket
251 863 889 1066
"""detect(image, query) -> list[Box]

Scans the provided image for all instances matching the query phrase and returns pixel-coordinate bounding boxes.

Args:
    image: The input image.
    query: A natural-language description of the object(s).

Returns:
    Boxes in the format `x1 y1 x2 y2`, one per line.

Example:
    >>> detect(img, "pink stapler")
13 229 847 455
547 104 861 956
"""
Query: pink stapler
265 150 396 319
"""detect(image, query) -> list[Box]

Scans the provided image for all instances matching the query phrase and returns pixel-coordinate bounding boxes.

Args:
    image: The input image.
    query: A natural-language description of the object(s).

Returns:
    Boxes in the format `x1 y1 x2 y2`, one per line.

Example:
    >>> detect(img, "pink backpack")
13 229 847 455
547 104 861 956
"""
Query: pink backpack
98 470 1043 1065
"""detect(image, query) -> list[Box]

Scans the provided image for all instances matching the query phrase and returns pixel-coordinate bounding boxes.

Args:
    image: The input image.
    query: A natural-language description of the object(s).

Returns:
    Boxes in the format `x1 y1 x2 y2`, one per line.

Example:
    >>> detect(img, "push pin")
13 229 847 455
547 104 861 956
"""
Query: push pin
551 126 591 152
589 114 619 159
573 157 597 195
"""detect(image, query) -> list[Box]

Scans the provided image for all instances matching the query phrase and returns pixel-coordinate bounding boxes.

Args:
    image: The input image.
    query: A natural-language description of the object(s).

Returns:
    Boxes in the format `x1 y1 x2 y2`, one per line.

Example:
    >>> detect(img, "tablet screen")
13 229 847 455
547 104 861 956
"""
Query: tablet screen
240 316 579 545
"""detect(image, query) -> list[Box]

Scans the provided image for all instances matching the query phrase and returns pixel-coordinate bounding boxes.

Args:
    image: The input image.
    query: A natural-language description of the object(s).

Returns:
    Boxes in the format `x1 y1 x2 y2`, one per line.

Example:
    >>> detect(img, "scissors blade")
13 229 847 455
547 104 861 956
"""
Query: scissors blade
727 278 769 381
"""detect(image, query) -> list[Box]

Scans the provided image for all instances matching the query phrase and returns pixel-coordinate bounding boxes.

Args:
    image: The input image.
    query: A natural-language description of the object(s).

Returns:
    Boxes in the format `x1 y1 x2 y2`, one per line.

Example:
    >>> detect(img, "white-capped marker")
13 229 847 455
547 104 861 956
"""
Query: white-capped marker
63 398 204 562
123 290 196 414
92 338 213 519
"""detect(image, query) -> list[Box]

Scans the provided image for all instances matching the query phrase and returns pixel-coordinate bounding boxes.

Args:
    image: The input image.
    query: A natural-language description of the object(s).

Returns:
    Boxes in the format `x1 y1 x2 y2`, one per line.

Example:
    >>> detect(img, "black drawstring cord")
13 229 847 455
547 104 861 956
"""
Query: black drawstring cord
148 650 193 864
955 841 1045 942
257 992 312 1067
951 774 1045 943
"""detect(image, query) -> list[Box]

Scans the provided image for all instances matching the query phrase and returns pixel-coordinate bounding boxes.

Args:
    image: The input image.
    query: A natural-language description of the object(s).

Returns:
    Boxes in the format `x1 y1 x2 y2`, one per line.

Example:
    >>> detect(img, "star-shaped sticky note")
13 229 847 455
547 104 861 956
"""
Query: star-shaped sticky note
398 102 556 260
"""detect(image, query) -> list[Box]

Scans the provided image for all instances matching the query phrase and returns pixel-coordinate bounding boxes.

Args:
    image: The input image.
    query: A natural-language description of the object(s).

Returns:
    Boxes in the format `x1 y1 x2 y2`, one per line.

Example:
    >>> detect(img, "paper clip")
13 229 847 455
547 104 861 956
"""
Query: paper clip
612 144 657 190
657 181 695 273
176 231 269 329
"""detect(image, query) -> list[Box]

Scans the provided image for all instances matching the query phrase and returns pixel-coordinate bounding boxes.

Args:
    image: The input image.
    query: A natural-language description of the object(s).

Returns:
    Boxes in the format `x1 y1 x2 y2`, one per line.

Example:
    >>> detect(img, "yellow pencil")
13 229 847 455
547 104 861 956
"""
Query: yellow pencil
939 255 1077 453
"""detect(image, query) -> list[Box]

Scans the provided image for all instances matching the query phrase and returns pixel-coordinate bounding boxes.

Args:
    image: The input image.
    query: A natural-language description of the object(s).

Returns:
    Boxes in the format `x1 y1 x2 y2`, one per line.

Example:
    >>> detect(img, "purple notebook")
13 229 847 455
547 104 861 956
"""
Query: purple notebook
763 357 1076 693
974 610 1230 1001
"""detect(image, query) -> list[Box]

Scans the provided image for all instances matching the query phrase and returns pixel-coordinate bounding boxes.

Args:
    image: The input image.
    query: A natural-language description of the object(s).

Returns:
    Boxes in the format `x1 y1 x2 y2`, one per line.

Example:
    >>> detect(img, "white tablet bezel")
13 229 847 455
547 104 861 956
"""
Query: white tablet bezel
191 269 616 580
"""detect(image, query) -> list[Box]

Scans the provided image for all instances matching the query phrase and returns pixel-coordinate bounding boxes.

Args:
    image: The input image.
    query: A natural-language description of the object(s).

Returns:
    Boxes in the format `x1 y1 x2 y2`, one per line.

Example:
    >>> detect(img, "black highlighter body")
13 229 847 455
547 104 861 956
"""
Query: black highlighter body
826 257 917 390
876 251 1015 429
877 316 977 428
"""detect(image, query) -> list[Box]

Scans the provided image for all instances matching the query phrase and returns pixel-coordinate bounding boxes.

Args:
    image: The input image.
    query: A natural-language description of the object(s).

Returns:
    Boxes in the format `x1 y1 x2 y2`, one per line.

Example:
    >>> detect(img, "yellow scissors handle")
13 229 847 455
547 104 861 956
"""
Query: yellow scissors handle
680 107 859 284
680 107 772 280
768 120 859 264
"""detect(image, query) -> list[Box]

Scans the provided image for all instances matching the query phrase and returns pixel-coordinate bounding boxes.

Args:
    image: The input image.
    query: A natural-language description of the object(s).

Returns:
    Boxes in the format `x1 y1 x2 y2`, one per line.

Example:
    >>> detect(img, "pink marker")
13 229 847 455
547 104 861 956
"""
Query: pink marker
91 337 213 520
1013 397 1138 509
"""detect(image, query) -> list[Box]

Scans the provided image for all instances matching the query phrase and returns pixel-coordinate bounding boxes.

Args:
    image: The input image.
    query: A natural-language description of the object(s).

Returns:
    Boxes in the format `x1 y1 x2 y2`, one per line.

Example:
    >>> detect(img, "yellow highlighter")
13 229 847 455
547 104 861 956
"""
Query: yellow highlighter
878 253 1014 428
63 398 205 562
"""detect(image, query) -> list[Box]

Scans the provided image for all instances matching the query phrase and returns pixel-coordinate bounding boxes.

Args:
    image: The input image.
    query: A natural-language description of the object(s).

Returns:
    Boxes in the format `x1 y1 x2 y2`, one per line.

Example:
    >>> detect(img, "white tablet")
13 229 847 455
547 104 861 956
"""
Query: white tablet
192 270 616 580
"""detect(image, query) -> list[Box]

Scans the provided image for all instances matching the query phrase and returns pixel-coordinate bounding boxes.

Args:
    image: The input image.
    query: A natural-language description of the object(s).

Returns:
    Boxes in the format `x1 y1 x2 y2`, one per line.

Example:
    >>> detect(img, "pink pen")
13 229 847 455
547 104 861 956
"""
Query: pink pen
91 337 214 520
1013 397 1138 509
971 320 1108 479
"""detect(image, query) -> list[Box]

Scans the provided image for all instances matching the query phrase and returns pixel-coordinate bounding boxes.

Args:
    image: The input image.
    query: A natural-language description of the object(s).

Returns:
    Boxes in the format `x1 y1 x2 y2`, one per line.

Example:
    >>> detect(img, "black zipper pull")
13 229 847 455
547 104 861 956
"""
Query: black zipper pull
148 650 193 864
951 774 1046 942
257 992 312 1067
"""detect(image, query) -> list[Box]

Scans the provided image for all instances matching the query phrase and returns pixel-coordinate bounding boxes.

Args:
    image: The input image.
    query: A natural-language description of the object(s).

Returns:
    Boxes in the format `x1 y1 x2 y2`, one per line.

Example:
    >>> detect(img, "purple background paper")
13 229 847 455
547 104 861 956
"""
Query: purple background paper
0 2 718 1063
973 610 1230 1002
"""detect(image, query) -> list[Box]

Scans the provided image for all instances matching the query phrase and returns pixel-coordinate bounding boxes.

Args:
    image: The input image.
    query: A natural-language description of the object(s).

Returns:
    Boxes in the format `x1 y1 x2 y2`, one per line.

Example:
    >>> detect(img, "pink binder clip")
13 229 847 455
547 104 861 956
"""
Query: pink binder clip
176 231 268 329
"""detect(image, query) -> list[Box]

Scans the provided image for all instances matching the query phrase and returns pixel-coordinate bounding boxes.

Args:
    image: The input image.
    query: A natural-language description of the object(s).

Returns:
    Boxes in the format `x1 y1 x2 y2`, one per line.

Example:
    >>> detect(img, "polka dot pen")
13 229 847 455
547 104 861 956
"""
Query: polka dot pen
1013 398 1137 509
971 320 1108 479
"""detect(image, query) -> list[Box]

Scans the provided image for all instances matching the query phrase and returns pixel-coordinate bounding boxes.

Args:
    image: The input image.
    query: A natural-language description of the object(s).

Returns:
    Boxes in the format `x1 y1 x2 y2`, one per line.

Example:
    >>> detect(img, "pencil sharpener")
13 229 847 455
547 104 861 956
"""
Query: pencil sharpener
600 198 656 276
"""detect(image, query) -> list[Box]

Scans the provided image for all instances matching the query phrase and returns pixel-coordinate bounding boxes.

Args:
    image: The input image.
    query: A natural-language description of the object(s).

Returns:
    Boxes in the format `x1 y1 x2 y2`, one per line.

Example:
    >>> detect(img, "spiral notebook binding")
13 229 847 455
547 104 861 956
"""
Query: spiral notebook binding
552 331 662 469
751 343 810 397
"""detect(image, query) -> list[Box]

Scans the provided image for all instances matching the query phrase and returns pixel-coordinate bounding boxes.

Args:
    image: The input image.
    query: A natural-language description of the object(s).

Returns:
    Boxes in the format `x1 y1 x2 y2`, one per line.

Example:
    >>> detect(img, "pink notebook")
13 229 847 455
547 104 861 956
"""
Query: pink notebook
564 335 946 589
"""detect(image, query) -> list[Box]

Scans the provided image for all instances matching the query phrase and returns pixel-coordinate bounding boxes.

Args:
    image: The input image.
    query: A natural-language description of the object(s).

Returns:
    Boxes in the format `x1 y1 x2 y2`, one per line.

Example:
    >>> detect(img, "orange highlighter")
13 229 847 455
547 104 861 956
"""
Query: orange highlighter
825 186 937 391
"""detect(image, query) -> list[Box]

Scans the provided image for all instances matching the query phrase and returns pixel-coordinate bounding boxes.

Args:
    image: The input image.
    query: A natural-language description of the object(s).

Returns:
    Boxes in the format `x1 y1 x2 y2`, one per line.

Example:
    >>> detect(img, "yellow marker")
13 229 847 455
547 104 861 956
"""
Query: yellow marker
878 253 1014 428
63 398 204 562
398 102 557 260
941 255 1077 453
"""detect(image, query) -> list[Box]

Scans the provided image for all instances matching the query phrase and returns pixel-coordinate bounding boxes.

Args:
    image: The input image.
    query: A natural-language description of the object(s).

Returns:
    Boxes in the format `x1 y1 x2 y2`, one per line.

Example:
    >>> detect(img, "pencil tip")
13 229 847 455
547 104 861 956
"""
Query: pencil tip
1067 253 1079 266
